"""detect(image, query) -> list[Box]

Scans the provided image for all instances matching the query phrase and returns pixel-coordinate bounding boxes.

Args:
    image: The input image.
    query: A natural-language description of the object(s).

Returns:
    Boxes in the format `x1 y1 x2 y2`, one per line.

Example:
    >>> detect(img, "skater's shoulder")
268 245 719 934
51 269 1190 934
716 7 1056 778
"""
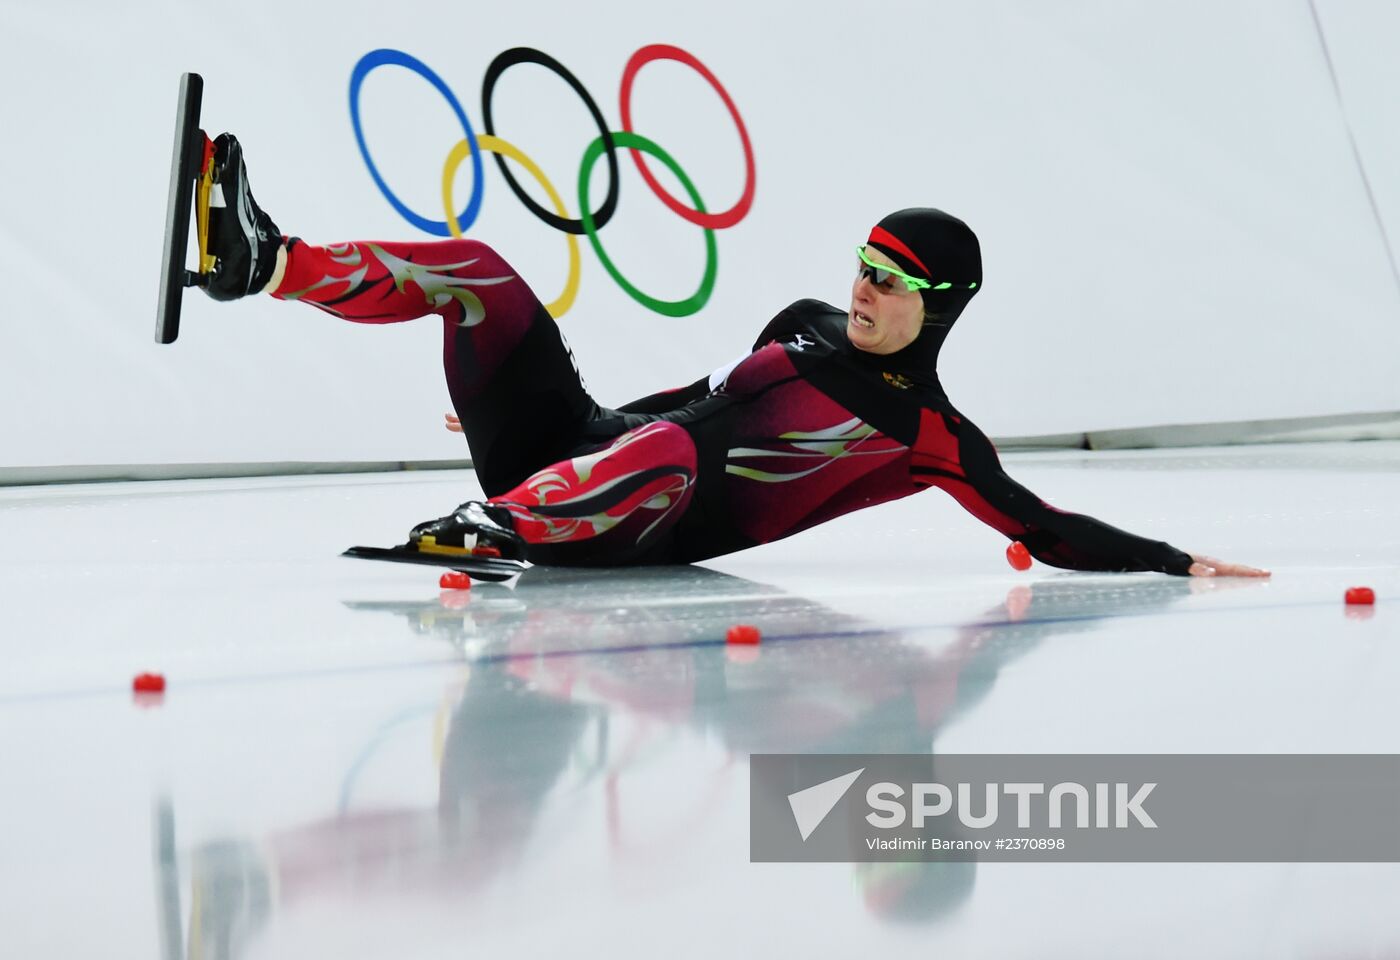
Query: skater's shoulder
753 299 845 347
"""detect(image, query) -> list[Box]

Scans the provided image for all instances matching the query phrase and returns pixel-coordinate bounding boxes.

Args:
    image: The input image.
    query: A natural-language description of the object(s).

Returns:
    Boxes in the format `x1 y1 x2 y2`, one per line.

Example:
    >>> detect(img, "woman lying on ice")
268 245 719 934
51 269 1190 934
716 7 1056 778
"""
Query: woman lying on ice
198 133 1268 578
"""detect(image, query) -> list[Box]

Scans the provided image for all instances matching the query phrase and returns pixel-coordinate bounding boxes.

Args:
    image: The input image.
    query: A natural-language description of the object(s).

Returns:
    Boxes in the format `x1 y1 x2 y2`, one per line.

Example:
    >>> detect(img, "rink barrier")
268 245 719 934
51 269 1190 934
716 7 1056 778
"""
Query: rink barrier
1015 409 1400 451
0 460 474 487
3 410 1397 487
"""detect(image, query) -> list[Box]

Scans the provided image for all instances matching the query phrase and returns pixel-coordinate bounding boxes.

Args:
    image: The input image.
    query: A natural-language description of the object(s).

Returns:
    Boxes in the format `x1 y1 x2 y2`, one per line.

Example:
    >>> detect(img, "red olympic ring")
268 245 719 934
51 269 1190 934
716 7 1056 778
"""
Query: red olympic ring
619 44 757 231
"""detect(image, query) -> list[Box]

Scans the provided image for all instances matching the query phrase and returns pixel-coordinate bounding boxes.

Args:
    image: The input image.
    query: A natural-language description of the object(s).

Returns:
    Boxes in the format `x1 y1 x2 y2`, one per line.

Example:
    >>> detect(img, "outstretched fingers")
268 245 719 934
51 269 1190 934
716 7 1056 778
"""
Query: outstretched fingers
1188 554 1271 578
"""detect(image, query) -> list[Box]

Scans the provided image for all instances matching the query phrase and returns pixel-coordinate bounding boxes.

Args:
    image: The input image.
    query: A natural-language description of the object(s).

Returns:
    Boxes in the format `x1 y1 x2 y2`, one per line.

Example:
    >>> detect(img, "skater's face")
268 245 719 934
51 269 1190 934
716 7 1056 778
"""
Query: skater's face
848 246 926 355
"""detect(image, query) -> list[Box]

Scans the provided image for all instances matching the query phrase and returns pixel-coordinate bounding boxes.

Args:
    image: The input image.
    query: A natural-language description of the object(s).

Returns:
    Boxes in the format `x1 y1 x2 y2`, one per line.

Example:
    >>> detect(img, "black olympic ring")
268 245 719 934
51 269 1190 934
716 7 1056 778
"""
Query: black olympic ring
480 48 619 237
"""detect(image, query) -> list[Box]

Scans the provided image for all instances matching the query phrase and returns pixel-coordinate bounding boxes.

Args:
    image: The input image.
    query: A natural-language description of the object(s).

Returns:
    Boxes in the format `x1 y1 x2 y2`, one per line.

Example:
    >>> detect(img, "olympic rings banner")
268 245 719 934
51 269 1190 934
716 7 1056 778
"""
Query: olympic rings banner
348 45 757 319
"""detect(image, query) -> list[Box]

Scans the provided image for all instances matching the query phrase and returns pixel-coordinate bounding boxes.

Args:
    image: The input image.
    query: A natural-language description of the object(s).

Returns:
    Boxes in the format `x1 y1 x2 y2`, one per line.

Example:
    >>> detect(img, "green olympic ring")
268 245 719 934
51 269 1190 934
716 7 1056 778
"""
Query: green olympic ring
579 131 717 319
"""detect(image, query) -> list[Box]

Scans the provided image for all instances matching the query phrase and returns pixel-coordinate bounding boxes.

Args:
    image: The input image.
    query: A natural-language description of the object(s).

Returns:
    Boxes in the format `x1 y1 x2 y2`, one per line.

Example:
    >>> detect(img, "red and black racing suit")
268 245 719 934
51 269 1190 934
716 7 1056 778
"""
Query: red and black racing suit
274 236 1192 573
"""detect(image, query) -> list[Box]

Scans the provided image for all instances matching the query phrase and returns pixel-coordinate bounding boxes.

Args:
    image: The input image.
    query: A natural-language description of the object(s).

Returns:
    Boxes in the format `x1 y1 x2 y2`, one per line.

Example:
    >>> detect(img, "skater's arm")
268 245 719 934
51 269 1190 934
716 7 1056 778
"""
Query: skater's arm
915 410 1267 576
616 375 713 415
450 374 712 421
619 334 772 414
617 302 821 415
450 378 712 421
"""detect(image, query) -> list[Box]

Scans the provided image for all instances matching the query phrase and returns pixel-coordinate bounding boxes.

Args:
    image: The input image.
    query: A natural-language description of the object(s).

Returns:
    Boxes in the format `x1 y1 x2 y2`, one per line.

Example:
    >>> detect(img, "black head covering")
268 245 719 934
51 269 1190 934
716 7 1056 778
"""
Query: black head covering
863 208 981 373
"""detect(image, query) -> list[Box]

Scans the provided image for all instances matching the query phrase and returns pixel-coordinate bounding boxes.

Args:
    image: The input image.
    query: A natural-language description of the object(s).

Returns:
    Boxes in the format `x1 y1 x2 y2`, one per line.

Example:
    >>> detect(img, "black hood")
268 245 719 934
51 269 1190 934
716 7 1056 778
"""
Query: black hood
863 207 981 373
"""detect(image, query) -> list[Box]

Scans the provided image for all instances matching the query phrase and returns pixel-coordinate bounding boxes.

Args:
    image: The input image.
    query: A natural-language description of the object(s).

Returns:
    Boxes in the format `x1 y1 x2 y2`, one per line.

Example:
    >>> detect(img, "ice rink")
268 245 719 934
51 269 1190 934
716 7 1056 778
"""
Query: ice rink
2 440 1398 959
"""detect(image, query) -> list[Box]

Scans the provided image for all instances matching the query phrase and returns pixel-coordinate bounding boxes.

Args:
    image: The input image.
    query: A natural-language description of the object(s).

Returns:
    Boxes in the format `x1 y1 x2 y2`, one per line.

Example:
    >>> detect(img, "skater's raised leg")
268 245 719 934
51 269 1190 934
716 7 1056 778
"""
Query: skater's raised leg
199 133 599 496
271 237 598 495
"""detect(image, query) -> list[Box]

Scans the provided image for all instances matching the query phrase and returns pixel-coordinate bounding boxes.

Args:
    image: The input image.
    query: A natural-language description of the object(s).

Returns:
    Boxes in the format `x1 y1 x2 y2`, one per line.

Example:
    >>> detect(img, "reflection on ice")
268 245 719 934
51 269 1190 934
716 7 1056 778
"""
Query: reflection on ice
167 569 1235 953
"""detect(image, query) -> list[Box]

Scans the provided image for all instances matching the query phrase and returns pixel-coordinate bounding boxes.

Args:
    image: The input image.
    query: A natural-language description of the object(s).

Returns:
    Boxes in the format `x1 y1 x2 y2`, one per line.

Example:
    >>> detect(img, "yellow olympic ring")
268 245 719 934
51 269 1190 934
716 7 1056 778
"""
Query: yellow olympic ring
442 134 581 319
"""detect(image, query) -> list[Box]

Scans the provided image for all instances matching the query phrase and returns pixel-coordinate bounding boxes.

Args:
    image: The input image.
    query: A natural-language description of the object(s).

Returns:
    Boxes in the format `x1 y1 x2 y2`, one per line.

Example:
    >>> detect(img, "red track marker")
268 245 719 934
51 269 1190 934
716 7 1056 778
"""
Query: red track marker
1006 542 1032 571
132 672 166 693
726 624 761 645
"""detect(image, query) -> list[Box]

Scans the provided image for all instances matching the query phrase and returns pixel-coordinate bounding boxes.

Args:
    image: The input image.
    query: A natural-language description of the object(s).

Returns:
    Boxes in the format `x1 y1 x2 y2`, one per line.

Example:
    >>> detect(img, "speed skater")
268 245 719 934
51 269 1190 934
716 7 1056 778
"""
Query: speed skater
198 132 1269 578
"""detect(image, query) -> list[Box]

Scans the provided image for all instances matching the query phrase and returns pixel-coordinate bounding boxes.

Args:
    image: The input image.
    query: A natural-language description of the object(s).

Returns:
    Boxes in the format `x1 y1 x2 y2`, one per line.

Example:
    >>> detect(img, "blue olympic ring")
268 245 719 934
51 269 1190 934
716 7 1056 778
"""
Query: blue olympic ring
348 48 484 237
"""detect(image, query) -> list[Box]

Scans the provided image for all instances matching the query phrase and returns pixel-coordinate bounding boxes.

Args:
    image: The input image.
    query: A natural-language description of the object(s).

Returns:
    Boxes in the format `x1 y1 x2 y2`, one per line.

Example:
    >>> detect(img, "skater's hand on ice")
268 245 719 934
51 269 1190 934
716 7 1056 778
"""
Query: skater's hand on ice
1188 554 1271 578
445 413 463 433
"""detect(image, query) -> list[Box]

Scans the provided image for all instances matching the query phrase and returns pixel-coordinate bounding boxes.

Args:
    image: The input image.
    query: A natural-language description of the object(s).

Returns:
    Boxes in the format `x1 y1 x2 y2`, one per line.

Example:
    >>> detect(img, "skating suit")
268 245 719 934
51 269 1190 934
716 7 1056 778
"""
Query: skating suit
273 237 1192 573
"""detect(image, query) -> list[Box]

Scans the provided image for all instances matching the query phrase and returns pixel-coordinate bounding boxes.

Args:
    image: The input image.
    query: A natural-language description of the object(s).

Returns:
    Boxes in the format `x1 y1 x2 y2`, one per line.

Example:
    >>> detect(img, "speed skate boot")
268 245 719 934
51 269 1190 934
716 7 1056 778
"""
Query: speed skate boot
202 133 283 301
409 501 527 562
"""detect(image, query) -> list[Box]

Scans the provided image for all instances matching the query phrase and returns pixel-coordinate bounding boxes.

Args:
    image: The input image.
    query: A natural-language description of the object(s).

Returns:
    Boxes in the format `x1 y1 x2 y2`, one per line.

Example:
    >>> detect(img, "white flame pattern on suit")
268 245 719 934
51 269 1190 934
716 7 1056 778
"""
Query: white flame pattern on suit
280 242 515 327
365 243 515 327
725 417 902 483
500 423 693 545
278 243 370 303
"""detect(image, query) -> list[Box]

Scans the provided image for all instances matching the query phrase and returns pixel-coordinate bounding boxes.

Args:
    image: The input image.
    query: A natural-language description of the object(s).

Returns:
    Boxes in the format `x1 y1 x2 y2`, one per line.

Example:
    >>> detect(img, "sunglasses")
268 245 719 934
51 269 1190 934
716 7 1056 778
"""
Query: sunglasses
855 245 978 294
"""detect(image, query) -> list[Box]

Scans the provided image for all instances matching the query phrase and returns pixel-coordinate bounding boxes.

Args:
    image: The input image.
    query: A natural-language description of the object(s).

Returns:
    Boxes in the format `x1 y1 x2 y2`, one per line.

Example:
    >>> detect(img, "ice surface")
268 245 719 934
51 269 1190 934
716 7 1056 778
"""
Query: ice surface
1 442 1397 959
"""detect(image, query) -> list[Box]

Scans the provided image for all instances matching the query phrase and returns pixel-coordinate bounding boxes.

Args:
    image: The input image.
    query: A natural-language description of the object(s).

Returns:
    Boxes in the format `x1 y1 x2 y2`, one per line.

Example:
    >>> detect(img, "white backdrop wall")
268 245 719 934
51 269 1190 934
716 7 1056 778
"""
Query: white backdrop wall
1313 0 1400 291
0 0 1395 467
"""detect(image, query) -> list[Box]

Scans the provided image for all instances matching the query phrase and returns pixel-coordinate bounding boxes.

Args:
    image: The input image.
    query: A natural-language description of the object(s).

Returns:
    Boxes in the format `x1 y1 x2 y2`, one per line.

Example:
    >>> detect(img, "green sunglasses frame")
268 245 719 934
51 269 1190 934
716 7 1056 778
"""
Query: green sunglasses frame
856 245 978 293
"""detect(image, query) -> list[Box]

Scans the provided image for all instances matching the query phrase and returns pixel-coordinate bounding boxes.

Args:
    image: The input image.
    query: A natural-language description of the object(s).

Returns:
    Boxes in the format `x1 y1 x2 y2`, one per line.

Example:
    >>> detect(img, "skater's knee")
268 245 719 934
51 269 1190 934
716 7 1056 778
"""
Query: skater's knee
623 421 697 473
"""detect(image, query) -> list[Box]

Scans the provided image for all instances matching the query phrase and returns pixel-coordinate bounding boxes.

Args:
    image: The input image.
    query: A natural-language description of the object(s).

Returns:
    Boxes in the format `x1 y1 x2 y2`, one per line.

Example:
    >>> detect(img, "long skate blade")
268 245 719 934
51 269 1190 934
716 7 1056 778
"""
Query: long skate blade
156 72 205 345
342 545 527 582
